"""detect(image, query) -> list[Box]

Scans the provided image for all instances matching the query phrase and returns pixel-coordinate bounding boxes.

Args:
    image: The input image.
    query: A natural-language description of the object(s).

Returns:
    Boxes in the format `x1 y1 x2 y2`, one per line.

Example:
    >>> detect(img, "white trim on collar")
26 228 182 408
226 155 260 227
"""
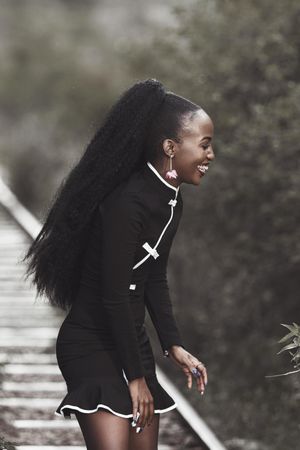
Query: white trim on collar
146 161 180 194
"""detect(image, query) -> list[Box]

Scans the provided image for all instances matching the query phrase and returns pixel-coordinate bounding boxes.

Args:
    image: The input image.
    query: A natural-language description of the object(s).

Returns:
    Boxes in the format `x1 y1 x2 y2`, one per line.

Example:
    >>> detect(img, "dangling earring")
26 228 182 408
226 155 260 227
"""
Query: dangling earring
165 154 178 180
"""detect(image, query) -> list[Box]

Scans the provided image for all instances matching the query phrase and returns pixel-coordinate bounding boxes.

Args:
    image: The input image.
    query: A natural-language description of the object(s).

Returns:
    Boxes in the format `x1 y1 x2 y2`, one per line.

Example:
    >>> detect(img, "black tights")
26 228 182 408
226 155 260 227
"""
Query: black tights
75 409 160 450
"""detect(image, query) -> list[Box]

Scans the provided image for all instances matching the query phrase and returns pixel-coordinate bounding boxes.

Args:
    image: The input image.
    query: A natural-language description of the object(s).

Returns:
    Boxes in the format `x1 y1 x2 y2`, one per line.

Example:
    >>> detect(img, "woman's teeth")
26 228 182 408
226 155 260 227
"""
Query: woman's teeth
197 165 209 174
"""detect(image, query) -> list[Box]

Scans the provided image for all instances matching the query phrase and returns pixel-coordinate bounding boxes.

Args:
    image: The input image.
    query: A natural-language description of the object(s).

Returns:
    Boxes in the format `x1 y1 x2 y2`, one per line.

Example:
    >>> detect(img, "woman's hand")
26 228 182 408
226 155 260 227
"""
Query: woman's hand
128 376 154 431
168 345 208 394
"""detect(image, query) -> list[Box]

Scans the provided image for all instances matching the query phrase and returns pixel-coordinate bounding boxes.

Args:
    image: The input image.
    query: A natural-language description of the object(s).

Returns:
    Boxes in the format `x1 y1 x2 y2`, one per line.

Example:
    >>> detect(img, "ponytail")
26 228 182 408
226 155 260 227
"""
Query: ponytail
22 78 167 311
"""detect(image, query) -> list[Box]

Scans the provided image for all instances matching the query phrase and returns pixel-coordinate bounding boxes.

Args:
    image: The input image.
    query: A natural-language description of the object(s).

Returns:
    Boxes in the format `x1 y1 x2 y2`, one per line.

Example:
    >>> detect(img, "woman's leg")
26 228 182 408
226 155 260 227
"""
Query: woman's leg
128 412 160 450
74 409 130 450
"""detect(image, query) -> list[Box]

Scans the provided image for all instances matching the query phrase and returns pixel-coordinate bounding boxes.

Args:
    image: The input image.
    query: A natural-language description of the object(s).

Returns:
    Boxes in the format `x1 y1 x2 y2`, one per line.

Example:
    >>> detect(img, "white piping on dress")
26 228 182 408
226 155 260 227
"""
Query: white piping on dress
122 368 129 384
132 189 179 271
146 161 180 194
54 361 176 418
54 163 181 421
54 401 177 419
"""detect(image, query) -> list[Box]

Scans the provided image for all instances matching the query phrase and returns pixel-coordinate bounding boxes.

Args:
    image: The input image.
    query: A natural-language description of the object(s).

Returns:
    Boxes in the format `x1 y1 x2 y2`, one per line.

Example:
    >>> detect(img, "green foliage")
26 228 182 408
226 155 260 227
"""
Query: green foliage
121 0 300 446
264 322 300 379
0 436 16 450
278 323 300 368
122 0 300 340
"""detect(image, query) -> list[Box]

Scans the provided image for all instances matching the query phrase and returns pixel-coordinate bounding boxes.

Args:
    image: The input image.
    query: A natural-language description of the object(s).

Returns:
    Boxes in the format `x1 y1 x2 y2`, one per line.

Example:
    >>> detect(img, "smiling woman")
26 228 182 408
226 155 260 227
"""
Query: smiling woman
148 106 215 186
22 78 210 450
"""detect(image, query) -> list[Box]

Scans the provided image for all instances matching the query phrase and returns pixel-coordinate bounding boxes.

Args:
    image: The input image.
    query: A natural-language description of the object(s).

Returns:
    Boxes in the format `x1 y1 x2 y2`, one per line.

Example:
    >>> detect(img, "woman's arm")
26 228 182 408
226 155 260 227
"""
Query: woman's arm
144 245 185 356
144 244 208 395
99 191 148 382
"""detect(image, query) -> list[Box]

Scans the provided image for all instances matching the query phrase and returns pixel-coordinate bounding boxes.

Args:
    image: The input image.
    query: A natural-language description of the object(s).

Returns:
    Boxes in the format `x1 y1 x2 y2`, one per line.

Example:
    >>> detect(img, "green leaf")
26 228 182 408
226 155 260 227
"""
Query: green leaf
280 323 298 334
277 341 299 355
292 322 300 335
278 331 295 343
291 349 300 362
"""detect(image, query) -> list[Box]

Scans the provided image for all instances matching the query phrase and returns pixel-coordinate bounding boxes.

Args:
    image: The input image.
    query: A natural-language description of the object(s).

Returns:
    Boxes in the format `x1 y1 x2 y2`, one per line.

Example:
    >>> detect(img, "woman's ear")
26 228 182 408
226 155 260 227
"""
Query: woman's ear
162 139 176 158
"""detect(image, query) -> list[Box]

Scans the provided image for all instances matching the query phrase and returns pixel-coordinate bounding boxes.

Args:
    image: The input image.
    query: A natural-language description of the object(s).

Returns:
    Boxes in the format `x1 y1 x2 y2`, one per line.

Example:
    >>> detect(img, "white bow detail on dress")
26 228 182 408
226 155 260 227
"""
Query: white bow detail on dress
142 242 159 259
168 199 177 207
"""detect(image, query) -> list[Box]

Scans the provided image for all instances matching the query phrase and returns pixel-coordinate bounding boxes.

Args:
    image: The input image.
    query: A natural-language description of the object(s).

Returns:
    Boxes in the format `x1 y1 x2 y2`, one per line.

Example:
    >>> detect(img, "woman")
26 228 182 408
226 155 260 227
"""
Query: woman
23 78 213 450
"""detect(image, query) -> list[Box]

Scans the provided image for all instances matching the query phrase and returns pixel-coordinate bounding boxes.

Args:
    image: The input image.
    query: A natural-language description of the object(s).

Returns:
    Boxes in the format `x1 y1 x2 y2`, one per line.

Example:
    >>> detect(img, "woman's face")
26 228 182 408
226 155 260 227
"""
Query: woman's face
163 109 215 186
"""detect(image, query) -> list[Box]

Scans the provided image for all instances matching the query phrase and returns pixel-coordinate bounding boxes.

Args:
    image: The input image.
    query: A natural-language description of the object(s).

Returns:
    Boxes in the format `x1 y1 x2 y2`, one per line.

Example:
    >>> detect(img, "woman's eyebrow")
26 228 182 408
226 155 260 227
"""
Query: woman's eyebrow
200 136 212 142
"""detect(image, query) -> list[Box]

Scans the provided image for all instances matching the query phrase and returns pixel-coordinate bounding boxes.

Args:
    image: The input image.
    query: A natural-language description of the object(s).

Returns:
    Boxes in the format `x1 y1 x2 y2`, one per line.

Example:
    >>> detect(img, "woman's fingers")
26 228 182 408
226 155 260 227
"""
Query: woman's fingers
196 372 205 393
141 400 148 428
187 370 193 389
137 399 151 428
145 398 154 427
132 403 139 424
191 362 207 394
148 399 154 426
130 382 154 432
198 363 208 385
136 402 145 428
183 355 208 394
182 365 193 389
197 363 208 388
135 400 152 431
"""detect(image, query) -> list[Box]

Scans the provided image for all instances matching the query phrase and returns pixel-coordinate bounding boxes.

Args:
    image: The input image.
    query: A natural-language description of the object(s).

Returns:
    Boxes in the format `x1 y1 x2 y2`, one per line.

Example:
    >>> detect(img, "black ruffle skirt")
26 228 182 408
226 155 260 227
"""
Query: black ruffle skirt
54 319 177 419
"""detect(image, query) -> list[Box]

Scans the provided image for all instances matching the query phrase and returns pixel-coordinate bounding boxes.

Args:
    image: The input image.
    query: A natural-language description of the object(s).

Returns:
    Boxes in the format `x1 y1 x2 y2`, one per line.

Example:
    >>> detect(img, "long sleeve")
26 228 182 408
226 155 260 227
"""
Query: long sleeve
144 244 185 356
99 191 148 382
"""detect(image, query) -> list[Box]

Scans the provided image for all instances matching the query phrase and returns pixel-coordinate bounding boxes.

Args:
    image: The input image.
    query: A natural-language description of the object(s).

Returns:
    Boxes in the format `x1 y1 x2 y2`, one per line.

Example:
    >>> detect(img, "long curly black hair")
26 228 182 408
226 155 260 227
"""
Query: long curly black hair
22 78 200 311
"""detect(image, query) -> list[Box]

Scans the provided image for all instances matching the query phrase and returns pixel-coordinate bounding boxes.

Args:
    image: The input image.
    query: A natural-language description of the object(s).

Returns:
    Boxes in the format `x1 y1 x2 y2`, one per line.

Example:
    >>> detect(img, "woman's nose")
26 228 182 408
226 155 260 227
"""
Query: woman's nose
207 147 215 160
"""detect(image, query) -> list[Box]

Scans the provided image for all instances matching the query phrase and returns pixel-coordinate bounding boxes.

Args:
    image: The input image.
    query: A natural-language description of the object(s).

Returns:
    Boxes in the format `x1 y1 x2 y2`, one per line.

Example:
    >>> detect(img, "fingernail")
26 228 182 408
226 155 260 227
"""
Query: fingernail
131 420 137 427
201 390 204 395
132 412 140 422
136 426 143 433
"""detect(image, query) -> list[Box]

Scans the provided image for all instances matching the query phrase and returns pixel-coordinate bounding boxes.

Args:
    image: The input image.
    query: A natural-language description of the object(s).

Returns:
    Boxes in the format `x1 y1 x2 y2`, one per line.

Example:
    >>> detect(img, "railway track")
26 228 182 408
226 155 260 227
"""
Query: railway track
0 174 227 450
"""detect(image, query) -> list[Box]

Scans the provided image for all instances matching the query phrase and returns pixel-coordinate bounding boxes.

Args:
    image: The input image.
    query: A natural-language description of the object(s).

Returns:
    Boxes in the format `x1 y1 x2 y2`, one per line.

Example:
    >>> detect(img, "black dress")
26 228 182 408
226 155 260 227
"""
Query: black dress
55 160 185 419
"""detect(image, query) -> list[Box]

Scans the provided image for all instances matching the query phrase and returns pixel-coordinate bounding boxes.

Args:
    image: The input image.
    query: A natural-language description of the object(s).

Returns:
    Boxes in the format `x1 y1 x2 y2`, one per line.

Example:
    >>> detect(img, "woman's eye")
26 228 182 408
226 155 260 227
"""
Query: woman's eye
201 144 210 150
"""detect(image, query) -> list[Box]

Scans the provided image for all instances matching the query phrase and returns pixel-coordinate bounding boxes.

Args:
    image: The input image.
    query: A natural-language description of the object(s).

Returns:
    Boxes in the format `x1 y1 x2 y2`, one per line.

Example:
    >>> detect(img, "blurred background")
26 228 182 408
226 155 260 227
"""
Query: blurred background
0 0 299 449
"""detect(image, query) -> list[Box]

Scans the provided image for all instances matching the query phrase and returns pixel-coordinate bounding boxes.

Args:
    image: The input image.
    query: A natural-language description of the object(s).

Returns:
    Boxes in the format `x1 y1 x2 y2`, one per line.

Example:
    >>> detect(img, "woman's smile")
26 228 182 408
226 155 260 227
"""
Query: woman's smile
197 164 209 176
